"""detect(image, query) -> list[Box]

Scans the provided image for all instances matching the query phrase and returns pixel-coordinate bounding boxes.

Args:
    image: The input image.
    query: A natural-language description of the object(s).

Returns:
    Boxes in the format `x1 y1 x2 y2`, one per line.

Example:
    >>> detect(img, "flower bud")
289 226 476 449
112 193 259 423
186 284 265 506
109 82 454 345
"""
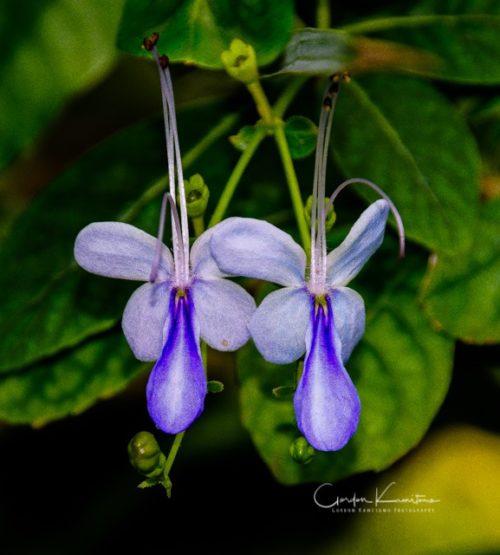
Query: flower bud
207 380 224 393
128 431 163 476
304 195 336 232
221 39 259 84
290 436 316 464
185 174 210 218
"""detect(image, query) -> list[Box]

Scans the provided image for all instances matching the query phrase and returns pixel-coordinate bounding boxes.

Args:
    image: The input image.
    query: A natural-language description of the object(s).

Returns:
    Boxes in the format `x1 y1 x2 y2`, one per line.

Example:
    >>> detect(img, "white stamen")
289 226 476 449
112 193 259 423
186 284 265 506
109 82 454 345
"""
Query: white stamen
310 76 343 293
325 177 406 258
151 45 191 287
165 193 186 273
149 192 168 283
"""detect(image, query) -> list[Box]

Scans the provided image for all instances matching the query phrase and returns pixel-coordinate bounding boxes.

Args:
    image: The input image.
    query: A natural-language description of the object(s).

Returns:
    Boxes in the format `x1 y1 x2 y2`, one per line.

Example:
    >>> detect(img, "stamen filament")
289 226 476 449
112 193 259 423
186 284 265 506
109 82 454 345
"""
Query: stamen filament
151 43 191 285
149 192 168 283
310 74 346 291
165 193 186 279
162 68 190 283
326 177 406 258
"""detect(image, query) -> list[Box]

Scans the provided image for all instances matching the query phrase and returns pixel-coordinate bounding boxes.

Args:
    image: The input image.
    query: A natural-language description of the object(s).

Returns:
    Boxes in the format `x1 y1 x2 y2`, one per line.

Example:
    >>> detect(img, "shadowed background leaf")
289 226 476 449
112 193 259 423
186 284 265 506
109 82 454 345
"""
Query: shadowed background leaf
421 199 500 343
0 0 125 172
332 76 480 254
0 332 145 426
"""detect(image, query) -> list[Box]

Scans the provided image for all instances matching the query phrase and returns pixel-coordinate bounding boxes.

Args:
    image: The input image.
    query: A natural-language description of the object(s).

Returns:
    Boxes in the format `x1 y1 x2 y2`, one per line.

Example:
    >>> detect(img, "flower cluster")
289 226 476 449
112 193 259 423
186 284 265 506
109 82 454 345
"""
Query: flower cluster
74 44 404 452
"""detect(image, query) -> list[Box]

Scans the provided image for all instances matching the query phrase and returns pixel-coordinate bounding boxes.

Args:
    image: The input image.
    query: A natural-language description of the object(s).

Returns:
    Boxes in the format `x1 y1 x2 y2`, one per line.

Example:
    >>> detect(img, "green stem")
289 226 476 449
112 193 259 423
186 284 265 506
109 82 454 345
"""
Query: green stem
316 0 331 29
183 112 239 168
208 78 307 228
247 80 275 125
274 124 310 250
208 126 267 227
192 216 205 237
163 431 185 478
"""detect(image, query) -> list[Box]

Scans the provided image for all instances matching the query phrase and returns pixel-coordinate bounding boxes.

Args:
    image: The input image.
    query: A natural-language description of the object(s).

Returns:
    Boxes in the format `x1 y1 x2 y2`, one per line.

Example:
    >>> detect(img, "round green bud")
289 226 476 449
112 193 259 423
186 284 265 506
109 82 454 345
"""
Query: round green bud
221 38 259 84
304 195 336 232
290 436 316 464
185 174 210 218
207 380 224 394
128 431 162 476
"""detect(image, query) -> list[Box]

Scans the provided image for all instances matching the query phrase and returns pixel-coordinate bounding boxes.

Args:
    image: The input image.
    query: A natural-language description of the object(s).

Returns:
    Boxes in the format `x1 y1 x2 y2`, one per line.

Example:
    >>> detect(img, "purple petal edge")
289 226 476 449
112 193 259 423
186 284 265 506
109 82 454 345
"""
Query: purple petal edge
294 296 360 451
146 289 207 434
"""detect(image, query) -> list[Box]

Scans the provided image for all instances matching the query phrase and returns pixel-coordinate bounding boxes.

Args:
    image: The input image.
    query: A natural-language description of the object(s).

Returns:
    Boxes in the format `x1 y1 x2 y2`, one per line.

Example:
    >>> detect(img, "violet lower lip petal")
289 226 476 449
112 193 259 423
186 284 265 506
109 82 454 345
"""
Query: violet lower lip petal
146 290 206 434
294 296 360 451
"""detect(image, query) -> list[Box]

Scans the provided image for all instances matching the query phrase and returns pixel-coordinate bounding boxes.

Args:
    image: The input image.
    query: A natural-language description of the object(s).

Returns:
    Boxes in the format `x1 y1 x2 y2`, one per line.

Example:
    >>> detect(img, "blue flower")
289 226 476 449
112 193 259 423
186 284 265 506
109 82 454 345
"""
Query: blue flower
210 77 404 451
74 46 255 435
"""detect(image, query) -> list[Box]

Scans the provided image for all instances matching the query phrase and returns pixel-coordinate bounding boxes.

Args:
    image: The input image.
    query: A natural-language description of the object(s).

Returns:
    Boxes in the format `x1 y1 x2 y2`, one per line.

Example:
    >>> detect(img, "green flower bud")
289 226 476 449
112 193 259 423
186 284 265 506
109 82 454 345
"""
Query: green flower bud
304 195 336 232
207 380 224 394
221 38 259 84
290 436 316 464
185 174 210 218
128 431 163 476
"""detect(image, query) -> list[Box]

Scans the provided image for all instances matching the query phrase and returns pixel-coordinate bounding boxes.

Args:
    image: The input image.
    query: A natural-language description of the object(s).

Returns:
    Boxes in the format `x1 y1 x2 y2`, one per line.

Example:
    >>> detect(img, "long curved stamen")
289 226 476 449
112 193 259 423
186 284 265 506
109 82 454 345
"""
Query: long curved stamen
164 193 186 270
325 177 406 258
149 39 190 286
161 67 190 283
310 74 347 292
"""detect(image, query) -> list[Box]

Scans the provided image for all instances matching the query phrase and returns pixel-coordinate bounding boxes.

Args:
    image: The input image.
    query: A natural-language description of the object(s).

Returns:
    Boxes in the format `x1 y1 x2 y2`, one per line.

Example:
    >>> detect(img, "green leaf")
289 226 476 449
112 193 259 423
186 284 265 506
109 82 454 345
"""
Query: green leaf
0 0 124 171
0 331 145 426
332 75 480 254
421 199 500 343
117 0 294 68
0 120 166 374
344 6 500 83
284 116 318 160
237 255 453 485
229 125 260 151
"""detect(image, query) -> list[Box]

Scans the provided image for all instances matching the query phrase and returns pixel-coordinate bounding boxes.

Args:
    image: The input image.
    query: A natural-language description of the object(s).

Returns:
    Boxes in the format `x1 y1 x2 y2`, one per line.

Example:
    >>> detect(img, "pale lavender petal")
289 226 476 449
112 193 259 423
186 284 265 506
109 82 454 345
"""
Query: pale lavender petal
191 278 256 351
190 226 225 279
330 287 365 363
122 282 172 362
211 217 306 286
294 297 360 451
326 200 389 287
75 222 173 281
249 287 312 364
146 291 206 434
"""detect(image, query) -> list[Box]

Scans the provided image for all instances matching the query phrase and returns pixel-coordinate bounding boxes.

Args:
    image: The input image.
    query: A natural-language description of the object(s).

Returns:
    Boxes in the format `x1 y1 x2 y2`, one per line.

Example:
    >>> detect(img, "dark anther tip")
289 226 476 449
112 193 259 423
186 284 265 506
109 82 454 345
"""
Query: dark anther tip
143 32 159 51
342 71 352 82
328 81 340 95
323 96 333 111
158 54 169 68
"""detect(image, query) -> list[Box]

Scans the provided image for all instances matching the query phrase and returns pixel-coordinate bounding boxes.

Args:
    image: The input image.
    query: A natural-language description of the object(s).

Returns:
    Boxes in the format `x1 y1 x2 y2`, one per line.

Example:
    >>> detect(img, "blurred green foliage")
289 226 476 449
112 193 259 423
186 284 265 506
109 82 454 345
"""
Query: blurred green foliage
0 0 498 501
0 0 124 171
